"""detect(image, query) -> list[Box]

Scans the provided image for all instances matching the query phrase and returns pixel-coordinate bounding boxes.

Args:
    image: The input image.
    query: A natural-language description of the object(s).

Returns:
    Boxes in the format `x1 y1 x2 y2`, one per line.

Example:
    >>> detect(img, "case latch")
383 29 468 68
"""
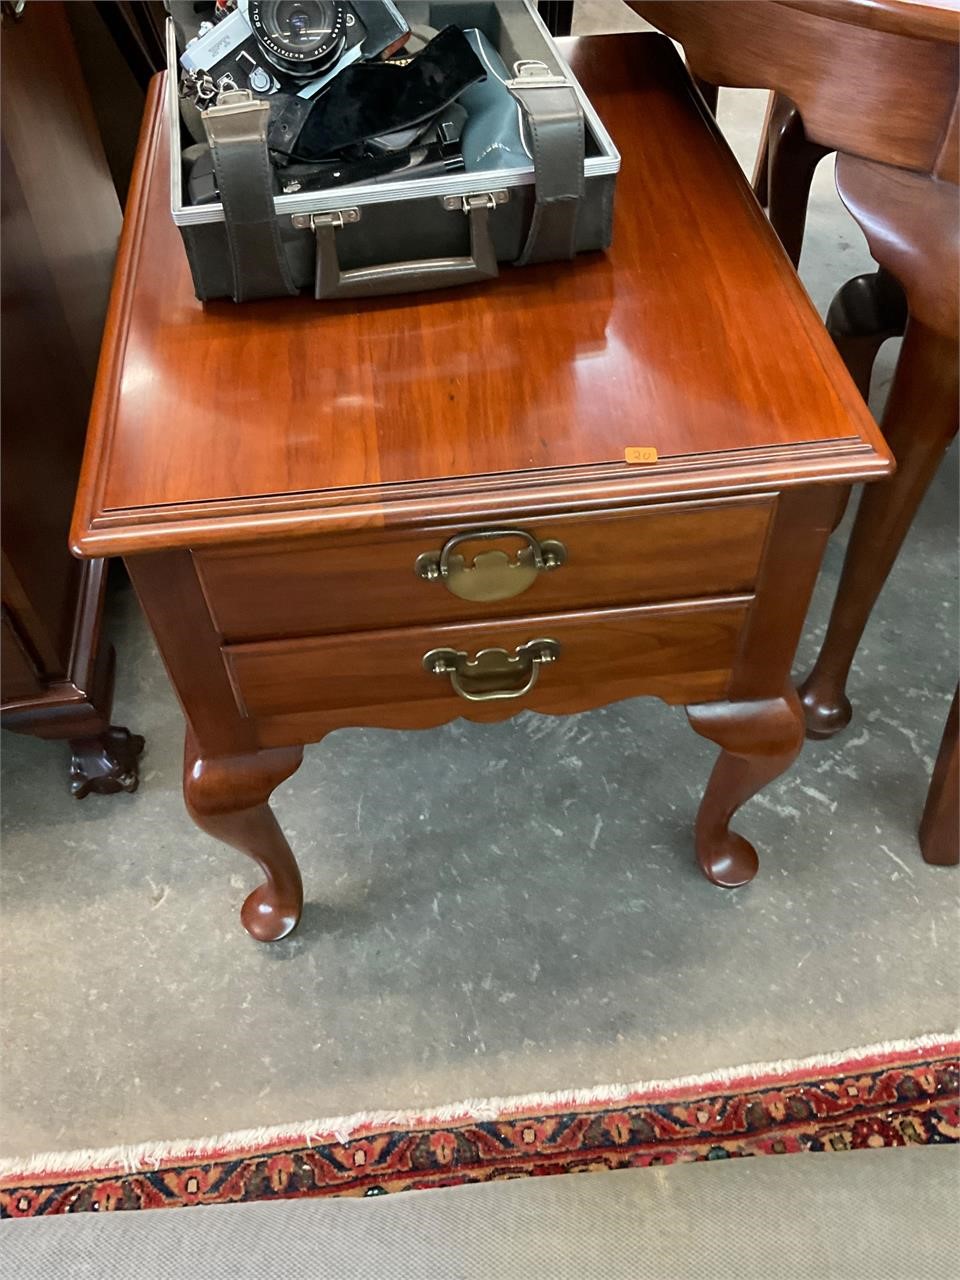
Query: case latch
291 208 361 230
441 190 510 214
506 60 569 90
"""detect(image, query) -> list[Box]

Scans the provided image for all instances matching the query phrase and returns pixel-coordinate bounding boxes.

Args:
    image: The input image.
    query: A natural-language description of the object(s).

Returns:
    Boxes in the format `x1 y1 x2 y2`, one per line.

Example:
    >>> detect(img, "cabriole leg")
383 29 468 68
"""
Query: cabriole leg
799 320 958 738
183 732 304 942
686 688 805 887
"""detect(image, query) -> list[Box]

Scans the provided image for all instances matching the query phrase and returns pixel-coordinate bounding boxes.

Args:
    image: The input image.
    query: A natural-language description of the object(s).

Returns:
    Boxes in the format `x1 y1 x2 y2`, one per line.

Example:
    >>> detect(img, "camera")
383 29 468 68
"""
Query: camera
180 1 410 102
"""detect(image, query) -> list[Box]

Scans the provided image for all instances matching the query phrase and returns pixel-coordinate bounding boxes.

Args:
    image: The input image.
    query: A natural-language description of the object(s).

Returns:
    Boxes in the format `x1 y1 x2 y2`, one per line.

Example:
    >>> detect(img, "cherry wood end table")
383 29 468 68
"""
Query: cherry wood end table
71 35 892 941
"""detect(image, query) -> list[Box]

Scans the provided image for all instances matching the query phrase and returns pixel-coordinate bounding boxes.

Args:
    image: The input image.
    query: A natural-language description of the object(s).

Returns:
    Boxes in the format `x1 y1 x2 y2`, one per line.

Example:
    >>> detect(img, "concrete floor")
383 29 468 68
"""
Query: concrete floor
1 2 957 1161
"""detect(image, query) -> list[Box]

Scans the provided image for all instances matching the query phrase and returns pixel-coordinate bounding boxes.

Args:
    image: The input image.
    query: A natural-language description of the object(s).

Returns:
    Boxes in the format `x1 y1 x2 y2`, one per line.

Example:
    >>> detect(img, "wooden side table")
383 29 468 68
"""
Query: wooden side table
71 35 890 941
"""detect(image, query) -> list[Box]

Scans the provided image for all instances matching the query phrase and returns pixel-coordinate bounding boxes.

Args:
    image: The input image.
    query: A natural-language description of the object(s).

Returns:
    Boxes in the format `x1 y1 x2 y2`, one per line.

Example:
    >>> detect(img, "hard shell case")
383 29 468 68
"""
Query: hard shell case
166 1 621 302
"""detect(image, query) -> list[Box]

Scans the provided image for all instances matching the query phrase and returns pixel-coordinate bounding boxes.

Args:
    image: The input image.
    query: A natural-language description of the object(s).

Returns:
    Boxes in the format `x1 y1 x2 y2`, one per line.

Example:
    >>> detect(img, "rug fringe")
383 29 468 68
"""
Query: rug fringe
3 1031 956 1182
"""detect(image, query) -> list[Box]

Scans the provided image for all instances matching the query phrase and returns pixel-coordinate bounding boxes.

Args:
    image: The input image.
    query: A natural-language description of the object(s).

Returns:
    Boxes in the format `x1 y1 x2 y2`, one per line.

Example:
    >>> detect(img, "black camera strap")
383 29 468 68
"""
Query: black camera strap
507 64 585 267
202 91 298 302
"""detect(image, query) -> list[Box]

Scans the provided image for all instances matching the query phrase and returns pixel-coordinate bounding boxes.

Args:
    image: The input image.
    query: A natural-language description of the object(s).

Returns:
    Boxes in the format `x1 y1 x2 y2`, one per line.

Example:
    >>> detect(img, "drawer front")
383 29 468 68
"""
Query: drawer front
197 498 773 642
223 597 750 724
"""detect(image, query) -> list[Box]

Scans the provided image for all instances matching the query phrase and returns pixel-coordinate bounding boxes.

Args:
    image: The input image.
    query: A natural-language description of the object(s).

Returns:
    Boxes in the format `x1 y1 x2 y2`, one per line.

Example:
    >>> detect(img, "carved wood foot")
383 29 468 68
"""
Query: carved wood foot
799 318 959 739
69 726 145 798
183 733 305 942
686 688 805 887
826 268 907 403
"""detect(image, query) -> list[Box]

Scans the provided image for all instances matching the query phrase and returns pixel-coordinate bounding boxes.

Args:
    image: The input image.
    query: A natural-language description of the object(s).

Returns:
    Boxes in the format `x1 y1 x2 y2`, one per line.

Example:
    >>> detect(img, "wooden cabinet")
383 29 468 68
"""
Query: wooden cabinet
1 1 142 794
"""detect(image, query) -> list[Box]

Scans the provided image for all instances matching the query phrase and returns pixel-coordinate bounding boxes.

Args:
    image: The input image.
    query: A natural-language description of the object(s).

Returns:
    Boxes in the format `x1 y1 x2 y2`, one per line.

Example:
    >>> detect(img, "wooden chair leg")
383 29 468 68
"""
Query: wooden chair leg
823 268 909 530
751 91 774 209
799 318 959 738
692 74 719 114
826 268 908 403
536 1 573 37
752 93 831 268
919 688 959 866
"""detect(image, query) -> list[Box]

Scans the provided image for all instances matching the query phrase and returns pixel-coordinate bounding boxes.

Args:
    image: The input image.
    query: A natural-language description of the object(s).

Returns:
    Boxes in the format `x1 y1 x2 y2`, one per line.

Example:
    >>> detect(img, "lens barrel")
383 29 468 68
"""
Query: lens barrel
248 1 348 77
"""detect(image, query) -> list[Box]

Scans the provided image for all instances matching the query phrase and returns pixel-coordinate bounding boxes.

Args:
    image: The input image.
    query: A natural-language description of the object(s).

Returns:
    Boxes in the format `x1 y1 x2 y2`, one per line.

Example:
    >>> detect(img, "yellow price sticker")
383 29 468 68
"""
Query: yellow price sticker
624 447 659 465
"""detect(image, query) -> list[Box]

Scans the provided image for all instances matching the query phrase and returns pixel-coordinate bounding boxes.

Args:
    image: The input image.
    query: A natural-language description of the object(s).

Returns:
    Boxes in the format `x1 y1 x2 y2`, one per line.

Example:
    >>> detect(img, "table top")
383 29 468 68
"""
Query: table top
72 33 890 558
631 2 957 177
783 1 960 42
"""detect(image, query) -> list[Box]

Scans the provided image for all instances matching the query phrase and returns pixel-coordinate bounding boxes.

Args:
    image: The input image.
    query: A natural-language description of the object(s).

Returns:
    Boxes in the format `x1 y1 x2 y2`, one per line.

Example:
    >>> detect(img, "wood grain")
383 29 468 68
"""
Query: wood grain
196 498 773 641
782 0 960 42
223 598 749 724
126 551 258 755
630 1 958 172
70 36 889 559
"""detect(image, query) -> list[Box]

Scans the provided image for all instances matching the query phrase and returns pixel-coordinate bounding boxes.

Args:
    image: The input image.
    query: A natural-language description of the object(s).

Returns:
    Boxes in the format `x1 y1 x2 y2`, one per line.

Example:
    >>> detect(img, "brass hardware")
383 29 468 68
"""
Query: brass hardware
415 529 567 602
423 638 561 702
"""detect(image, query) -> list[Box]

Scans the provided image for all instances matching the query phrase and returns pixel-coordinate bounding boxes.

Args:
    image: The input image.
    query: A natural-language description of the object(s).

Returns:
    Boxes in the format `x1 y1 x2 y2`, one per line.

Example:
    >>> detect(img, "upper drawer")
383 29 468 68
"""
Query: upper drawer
196 497 773 642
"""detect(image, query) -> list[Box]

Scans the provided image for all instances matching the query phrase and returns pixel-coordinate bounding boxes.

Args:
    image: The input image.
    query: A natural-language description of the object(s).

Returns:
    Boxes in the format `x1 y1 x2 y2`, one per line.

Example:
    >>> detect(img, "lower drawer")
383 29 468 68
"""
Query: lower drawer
222 597 750 722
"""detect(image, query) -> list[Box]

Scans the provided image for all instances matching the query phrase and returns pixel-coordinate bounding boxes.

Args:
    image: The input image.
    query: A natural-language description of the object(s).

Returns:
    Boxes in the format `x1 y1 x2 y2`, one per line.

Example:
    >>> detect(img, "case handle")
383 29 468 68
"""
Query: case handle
299 192 508 301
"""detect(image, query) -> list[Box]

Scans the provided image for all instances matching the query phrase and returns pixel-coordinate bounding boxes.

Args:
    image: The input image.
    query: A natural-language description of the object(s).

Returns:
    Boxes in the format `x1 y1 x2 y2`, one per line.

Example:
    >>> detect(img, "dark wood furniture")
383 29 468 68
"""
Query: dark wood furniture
537 2 575 37
920 688 959 866
1 0 143 796
71 35 891 940
632 0 959 868
750 91 831 271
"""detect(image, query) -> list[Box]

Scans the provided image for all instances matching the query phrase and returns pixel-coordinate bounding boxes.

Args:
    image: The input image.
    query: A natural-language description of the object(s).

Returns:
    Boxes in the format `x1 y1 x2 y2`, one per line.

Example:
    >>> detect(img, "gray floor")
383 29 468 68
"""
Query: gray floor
6 1148 959 1280
1 2 957 1164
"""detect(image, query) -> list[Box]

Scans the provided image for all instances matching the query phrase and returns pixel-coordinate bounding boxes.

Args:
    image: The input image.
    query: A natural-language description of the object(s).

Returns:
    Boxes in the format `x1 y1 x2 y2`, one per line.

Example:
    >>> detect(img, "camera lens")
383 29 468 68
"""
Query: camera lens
287 11 311 41
248 1 346 76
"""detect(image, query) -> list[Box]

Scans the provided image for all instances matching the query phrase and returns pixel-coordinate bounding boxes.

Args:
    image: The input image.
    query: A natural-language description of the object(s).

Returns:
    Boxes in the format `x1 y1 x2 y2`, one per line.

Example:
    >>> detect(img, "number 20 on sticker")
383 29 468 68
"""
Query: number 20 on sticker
624 446 659 465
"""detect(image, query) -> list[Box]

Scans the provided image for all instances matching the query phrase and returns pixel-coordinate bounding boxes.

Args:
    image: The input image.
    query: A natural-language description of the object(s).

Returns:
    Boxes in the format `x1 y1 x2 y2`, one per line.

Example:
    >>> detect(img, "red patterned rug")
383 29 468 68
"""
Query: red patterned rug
2 1036 956 1217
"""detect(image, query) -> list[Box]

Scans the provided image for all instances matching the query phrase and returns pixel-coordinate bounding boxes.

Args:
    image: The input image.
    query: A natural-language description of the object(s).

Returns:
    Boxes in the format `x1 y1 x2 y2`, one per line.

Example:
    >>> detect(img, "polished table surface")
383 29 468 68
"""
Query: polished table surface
71 34 893 940
72 36 888 559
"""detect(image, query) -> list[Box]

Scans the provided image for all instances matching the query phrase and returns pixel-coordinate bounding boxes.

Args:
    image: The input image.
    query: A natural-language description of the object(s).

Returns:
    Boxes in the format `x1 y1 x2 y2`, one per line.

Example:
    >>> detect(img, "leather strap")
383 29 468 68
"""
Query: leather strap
202 91 298 302
509 71 585 266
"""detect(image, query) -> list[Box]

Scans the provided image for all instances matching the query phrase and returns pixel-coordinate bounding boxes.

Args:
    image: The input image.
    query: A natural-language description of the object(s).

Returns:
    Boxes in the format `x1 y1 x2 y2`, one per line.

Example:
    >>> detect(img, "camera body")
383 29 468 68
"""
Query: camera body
180 0 409 101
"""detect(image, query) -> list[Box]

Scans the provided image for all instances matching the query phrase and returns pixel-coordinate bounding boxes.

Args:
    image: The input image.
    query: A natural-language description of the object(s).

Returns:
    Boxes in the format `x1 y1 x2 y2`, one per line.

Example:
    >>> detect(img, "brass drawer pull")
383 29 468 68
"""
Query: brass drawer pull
423 638 561 702
415 529 566 602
